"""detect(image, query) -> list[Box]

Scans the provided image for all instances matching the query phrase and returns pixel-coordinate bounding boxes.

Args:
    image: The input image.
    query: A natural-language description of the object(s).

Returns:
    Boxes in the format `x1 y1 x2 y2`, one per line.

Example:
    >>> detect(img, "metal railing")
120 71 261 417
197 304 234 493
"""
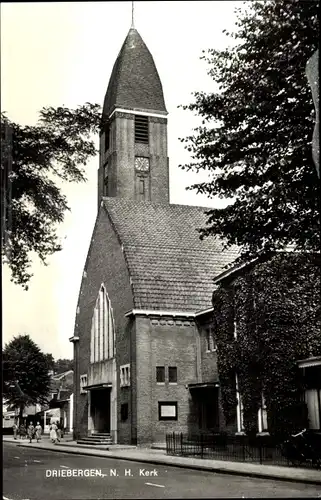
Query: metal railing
166 432 321 469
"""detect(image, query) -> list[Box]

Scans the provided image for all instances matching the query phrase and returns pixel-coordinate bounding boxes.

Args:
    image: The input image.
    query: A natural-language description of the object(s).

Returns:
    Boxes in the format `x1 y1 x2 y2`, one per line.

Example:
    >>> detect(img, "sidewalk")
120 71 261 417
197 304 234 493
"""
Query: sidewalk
3 436 321 486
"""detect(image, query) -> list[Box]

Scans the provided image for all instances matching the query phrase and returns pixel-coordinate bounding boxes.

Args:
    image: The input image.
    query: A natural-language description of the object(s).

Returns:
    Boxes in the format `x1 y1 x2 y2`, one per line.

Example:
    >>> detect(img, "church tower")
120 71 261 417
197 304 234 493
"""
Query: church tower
98 27 169 206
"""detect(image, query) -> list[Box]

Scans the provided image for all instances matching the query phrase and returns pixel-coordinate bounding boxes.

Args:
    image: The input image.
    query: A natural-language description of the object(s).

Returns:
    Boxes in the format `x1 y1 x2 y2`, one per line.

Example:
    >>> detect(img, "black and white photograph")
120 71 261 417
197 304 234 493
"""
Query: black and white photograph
1 1 320 499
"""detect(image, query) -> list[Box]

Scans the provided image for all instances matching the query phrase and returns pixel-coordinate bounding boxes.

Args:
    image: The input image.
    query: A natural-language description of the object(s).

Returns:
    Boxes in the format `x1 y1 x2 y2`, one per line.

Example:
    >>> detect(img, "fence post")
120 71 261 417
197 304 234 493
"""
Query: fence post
173 432 176 454
180 432 183 456
200 433 204 459
259 439 263 465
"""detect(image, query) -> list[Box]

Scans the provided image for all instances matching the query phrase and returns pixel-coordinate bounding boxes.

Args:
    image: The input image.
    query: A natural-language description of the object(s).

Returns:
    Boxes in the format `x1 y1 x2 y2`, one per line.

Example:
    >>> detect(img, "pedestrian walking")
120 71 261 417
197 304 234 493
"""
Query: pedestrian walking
49 422 58 443
27 422 35 443
35 422 42 442
12 422 18 440
19 423 26 439
56 421 62 442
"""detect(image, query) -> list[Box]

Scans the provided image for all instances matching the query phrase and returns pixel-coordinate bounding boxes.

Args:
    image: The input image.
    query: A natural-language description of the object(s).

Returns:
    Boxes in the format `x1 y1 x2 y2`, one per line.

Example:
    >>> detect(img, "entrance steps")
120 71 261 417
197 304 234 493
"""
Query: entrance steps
77 433 113 446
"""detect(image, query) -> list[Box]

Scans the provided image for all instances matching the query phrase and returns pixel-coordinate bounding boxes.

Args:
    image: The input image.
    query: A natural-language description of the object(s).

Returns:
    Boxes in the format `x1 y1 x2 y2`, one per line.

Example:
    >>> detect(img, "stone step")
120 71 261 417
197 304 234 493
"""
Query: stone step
89 435 112 441
77 439 112 446
91 433 112 438
81 437 112 442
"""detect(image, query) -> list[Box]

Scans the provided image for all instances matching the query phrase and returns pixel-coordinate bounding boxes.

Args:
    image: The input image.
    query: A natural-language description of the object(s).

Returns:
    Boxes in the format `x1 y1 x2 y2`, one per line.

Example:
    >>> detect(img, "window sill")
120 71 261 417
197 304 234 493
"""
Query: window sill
169 382 178 385
156 382 165 385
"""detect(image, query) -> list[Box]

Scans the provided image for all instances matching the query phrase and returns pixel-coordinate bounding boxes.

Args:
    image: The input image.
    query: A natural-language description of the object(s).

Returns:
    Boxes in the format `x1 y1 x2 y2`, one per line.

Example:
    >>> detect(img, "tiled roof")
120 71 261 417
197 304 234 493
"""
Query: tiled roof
103 28 167 117
103 198 239 312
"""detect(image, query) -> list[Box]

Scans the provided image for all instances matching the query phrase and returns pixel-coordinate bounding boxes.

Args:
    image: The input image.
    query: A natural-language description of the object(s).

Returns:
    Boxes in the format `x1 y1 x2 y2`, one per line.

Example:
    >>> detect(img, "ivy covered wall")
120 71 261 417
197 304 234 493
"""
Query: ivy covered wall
212 253 321 437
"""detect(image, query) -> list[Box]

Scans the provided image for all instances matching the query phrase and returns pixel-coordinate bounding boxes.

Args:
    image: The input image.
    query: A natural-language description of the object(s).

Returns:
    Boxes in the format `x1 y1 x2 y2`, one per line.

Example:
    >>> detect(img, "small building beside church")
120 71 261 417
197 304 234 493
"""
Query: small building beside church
70 25 238 445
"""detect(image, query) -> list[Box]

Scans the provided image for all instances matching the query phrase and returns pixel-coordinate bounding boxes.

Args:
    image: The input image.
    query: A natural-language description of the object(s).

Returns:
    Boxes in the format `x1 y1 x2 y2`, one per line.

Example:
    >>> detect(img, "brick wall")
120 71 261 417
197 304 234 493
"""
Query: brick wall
73 207 134 439
98 112 169 203
196 315 229 432
198 321 220 384
135 315 199 444
117 318 136 444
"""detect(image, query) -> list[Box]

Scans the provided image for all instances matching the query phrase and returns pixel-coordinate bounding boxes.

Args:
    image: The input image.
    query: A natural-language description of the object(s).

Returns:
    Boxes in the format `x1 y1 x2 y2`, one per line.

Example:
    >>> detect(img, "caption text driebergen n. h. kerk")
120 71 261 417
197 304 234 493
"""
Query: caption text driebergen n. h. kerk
45 468 159 478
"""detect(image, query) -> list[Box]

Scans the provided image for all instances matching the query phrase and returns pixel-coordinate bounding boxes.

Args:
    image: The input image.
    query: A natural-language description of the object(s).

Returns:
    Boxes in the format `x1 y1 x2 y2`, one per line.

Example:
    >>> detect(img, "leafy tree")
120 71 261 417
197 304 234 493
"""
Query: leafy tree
44 353 55 372
54 358 73 374
180 0 320 262
3 335 52 425
1 103 102 289
213 252 321 436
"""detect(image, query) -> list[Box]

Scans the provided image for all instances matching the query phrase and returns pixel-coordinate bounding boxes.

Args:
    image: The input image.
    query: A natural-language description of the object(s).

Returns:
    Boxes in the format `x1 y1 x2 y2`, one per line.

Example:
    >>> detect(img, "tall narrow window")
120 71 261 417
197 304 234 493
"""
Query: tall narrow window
236 373 244 433
90 285 115 363
103 292 108 359
134 115 149 144
139 179 145 195
206 327 217 352
168 367 177 384
99 288 104 362
258 393 268 432
103 163 109 196
156 366 165 383
233 319 238 339
121 403 128 421
80 374 88 394
120 364 130 387
108 301 114 358
104 124 110 151
94 305 99 362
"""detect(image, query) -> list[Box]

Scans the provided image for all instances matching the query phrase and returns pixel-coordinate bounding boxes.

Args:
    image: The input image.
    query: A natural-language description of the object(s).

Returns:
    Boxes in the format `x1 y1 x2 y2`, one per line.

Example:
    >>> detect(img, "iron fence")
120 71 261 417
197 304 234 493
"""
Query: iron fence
166 432 321 469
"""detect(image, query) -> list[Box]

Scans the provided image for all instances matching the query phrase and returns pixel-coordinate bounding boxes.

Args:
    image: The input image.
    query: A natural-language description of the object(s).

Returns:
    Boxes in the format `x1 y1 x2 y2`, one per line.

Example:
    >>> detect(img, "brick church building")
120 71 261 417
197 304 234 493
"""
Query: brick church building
70 25 238 445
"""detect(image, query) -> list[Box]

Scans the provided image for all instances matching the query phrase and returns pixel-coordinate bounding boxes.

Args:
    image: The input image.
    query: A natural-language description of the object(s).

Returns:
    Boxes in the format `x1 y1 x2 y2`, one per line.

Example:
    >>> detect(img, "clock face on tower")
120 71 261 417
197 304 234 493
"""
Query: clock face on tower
135 157 150 172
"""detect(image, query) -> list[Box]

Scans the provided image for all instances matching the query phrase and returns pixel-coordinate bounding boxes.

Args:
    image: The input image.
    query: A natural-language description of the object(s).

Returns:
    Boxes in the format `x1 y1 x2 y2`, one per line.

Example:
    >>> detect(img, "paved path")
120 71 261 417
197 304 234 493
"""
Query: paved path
3 436 321 485
3 442 321 499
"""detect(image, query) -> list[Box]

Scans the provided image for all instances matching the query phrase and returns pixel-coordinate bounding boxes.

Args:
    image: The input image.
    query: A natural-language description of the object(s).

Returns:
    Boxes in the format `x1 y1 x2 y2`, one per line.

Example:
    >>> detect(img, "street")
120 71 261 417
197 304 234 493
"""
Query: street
3 443 321 499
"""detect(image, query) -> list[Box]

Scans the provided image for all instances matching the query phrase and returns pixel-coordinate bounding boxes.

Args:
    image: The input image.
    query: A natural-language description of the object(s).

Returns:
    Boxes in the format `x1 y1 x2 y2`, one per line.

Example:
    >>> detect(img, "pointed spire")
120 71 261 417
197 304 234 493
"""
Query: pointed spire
131 1 135 29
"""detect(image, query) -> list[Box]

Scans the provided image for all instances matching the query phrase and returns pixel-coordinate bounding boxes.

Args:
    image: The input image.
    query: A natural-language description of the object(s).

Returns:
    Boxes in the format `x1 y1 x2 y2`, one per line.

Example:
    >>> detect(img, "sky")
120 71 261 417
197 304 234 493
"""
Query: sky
1 1 242 359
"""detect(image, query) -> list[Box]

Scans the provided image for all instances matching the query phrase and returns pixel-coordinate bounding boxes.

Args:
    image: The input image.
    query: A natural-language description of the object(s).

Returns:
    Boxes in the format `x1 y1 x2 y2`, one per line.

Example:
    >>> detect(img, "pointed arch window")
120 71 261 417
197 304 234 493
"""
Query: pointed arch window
90 285 115 363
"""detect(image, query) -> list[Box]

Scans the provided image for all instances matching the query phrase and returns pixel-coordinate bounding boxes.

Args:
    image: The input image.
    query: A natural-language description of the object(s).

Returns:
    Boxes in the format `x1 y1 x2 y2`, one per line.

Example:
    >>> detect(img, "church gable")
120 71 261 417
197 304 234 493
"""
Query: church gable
74 205 134 346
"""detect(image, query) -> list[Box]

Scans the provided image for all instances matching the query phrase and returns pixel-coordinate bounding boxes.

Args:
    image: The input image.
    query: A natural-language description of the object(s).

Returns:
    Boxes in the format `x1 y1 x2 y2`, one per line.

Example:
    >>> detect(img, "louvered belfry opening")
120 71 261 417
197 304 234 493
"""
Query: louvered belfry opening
134 115 149 144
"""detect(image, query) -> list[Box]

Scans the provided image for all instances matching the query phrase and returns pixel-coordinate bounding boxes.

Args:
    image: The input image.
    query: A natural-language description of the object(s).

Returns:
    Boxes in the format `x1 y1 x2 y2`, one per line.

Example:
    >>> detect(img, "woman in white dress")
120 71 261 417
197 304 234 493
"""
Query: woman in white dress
35 422 42 442
49 422 58 443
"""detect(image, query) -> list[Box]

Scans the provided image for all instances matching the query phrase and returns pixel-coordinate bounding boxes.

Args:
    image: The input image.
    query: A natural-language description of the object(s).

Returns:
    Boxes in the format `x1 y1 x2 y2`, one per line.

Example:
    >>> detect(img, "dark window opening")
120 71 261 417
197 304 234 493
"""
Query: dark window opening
168 366 177 383
134 115 149 144
139 179 145 195
104 124 110 151
104 177 108 196
103 163 109 196
156 366 165 383
121 403 128 421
